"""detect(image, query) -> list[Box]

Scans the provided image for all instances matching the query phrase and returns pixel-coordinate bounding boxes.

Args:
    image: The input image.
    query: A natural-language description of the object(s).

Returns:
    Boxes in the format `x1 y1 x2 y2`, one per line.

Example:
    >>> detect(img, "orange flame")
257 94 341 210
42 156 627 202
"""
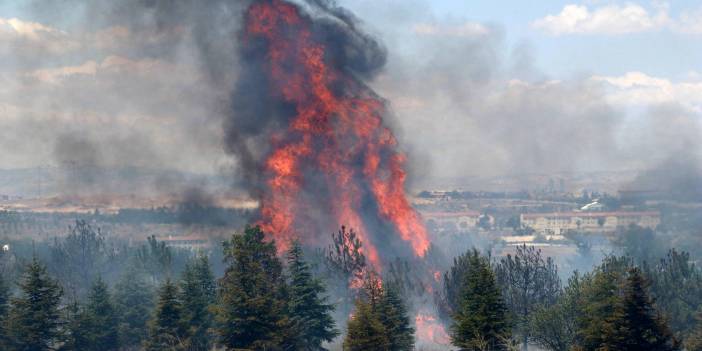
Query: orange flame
246 0 429 267
415 313 451 346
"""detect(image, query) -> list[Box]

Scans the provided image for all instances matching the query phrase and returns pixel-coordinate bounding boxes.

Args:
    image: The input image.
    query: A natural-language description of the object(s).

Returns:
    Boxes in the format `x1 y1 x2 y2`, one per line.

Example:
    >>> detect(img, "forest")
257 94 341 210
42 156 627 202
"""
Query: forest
0 220 700 351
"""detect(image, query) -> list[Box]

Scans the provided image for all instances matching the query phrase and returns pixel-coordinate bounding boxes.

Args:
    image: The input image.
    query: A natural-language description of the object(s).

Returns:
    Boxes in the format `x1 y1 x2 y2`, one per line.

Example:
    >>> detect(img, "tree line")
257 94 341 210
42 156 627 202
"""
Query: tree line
438 243 702 351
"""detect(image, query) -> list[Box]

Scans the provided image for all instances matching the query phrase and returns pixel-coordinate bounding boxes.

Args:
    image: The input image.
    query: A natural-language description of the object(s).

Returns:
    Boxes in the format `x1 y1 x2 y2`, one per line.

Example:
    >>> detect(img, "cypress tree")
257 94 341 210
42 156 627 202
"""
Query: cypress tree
378 283 414 351
450 249 511 351
286 241 339 350
83 278 119 351
145 279 186 350
344 298 389 351
179 254 215 351
6 257 64 351
214 225 289 349
114 267 154 348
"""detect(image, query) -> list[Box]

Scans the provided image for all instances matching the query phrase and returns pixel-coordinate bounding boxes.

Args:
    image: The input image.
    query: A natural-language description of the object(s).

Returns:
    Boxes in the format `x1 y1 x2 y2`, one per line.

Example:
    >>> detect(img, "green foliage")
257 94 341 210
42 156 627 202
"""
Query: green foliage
450 249 511 351
530 273 583 351
136 235 173 283
214 225 289 350
179 254 216 351
326 225 366 282
378 283 414 351
687 311 702 351
610 268 679 351
573 257 679 351
145 279 186 350
114 267 155 348
645 249 702 339
344 298 389 351
6 258 64 351
614 224 668 264
575 256 631 350
438 249 479 320
61 300 91 351
0 272 10 347
287 242 338 350
49 220 109 298
82 278 119 350
495 244 561 348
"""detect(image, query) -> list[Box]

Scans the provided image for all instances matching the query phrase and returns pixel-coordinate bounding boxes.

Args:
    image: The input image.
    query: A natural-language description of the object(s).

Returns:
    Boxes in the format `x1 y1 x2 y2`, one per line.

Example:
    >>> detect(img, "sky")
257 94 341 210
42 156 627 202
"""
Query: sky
0 0 700 187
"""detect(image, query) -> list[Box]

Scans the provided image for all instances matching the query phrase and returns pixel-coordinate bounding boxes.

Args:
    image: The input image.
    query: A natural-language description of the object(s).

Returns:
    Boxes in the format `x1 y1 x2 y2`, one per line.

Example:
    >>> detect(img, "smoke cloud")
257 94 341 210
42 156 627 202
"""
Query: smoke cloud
0 0 699 197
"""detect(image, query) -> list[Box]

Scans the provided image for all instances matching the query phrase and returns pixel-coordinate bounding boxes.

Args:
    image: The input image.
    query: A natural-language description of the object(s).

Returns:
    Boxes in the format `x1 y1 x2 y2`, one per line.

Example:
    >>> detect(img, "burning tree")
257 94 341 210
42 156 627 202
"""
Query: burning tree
234 0 429 270
325 225 366 283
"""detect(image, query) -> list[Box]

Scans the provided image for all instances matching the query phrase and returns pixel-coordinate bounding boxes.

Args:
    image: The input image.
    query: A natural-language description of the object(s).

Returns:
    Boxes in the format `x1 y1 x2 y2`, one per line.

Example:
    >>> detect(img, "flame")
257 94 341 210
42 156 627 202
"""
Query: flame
245 0 429 267
415 313 451 346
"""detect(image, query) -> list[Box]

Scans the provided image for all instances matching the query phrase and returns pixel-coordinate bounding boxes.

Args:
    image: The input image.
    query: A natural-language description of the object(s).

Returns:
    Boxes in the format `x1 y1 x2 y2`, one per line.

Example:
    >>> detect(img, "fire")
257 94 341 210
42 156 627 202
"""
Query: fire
415 313 451 346
244 0 429 267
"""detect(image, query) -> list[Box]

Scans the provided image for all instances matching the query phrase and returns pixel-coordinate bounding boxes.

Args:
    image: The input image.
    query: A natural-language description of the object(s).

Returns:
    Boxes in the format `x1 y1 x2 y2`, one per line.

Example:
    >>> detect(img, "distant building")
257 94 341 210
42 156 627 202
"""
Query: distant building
422 211 482 231
158 235 210 250
520 211 660 235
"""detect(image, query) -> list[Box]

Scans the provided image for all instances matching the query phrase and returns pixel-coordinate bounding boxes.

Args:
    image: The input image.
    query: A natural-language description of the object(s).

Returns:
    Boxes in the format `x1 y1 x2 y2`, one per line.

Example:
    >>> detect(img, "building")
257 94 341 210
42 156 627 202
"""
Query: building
422 211 482 231
158 235 210 250
520 211 661 235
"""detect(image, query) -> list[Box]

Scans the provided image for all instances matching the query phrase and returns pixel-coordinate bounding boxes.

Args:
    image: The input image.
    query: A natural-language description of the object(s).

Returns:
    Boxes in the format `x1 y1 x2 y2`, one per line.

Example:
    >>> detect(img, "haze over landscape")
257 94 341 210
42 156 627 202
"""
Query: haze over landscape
0 1 701 350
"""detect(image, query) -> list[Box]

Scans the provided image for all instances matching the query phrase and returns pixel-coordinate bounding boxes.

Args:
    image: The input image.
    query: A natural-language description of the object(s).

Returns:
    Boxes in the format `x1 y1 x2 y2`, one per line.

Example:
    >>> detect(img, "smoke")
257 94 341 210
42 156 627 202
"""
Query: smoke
0 0 699 202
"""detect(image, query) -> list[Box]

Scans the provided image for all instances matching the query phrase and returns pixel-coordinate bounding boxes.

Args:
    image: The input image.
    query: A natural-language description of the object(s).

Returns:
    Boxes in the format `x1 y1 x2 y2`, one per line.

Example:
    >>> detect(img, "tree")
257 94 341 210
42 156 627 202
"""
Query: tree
286 242 338 350
495 244 561 350
344 298 389 351
529 272 583 351
214 225 289 350
61 300 91 351
687 311 702 351
49 220 108 298
326 225 366 282
145 279 186 350
378 283 414 351
614 225 666 265
645 249 702 339
575 256 631 351
6 257 64 351
114 267 155 348
0 272 10 347
451 249 511 351
601 268 679 351
136 235 173 283
437 249 480 321
179 254 216 351
82 278 119 351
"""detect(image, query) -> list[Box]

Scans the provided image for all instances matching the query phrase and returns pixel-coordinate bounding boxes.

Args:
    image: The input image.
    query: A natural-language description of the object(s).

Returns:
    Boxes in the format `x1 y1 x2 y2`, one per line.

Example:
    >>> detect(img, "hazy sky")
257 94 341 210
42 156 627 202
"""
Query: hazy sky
0 0 700 183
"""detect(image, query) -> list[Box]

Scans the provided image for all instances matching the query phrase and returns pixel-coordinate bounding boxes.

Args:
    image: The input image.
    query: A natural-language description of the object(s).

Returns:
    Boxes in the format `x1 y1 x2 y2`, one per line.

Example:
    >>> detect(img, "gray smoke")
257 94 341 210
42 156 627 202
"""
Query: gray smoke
1 0 700 197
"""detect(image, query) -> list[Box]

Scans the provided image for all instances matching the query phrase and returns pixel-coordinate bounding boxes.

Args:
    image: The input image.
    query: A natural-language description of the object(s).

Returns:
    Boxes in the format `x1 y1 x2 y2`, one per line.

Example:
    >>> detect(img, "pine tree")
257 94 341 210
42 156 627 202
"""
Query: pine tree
344 298 389 351
495 244 561 350
6 257 64 351
114 267 154 348
576 256 630 350
378 283 414 351
450 249 511 351
286 241 339 350
61 300 91 351
687 311 702 351
83 278 119 351
0 273 10 348
179 254 215 351
145 279 186 350
214 225 289 349
601 268 679 351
